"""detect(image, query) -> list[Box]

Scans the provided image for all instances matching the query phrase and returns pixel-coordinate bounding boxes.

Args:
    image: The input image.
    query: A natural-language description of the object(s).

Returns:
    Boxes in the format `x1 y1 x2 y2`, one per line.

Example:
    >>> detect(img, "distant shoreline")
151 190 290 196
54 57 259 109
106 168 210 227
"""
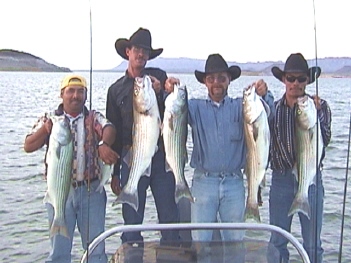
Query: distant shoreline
1 49 351 77
59 69 349 78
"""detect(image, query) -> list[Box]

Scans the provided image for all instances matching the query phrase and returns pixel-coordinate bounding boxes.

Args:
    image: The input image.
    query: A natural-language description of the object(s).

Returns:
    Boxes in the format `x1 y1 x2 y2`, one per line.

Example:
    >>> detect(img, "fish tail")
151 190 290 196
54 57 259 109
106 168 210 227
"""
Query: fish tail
113 190 139 212
288 196 311 219
244 203 261 223
50 220 69 239
175 184 195 204
95 183 104 194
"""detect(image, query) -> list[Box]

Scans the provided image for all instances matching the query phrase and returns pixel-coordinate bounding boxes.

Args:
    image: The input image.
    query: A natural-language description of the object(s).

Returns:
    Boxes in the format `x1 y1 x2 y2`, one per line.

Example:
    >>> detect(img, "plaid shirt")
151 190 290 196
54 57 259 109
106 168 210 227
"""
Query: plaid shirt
28 104 113 180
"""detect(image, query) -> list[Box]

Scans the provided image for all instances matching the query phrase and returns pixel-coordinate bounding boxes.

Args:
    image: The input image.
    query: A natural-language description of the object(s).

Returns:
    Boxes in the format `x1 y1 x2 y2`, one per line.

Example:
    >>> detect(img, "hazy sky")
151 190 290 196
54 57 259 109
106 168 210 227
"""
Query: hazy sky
1 0 350 70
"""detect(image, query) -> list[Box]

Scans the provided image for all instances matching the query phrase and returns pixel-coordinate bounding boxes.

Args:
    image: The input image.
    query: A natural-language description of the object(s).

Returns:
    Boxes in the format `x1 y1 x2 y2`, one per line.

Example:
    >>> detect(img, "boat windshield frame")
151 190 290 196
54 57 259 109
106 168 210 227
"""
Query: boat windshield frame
80 222 310 263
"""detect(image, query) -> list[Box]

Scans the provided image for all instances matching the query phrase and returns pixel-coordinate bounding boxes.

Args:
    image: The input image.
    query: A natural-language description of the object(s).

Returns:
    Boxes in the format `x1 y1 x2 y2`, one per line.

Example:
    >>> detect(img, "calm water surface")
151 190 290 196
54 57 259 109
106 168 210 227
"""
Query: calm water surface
1 72 350 262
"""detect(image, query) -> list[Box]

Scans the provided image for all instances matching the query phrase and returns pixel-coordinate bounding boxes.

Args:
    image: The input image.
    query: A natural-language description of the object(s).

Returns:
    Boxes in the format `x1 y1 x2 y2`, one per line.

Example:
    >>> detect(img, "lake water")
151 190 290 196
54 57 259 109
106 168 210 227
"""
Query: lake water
1 71 350 262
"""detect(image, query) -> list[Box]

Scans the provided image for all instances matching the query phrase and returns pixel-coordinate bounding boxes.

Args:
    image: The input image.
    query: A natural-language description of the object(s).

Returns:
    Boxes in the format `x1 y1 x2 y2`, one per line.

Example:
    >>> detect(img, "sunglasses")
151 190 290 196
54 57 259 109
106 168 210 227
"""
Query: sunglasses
285 75 308 83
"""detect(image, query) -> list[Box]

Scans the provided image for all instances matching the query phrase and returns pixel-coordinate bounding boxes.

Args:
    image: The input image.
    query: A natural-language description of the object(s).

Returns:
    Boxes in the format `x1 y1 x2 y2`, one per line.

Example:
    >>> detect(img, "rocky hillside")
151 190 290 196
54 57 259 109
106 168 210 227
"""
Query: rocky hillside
0 49 71 72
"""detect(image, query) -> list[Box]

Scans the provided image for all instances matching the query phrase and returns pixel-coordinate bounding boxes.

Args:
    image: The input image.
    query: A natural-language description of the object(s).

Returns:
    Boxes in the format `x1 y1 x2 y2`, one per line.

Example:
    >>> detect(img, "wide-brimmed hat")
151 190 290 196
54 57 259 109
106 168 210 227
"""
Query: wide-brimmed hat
115 27 163 60
271 53 321 84
195 54 241 84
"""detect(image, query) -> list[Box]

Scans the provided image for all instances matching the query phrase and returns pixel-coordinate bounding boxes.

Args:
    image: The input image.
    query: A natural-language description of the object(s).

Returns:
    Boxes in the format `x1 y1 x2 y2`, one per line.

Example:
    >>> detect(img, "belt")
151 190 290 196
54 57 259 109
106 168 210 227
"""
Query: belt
72 177 98 189
197 170 242 177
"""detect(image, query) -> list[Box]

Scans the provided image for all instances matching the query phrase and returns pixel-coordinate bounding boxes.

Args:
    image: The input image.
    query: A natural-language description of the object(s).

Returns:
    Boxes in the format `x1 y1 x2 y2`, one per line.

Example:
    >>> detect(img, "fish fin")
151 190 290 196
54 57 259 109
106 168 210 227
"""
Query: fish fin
288 195 311 219
142 164 153 177
165 161 173 173
242 167 247 179
253 125 259 141
95 178 109 193
157 115 162 131
169 114 175 131
113 189 139 212
154 145 159 156
309 128 314 141
43 191 51 204
245 202 261 223
122 147 133 168
160 122 164 136
261 98 271 117
292 164 298 182
260 174 266 187
55 145 61 159
98 158 104 180
95 184 104 194
175 182 195 204
50 220 70 239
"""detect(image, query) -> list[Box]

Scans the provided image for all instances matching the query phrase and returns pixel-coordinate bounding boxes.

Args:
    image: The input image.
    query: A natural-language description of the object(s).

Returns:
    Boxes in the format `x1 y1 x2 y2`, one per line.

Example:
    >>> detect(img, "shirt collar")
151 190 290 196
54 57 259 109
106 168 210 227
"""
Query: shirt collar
206 95 228 107
55 104 89 116
123 69 148 79
65 112 84 121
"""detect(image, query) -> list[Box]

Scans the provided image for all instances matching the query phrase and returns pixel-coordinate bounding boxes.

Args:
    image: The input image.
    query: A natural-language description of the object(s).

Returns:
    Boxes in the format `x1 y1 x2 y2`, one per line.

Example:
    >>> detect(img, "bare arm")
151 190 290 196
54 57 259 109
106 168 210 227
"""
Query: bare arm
24 119 52 153
98 125 119 165
101 125 116 147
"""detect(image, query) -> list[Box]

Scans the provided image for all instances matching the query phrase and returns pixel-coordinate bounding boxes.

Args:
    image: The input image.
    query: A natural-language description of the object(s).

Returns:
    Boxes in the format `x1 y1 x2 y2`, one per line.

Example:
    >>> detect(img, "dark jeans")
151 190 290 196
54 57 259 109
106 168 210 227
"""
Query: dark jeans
268 169 324 263
120 147 181 245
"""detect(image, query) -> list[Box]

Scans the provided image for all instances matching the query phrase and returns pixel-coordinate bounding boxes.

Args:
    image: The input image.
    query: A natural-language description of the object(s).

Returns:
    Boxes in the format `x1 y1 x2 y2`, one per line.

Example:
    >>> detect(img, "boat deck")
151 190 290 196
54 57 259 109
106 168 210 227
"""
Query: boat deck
111 239 272 263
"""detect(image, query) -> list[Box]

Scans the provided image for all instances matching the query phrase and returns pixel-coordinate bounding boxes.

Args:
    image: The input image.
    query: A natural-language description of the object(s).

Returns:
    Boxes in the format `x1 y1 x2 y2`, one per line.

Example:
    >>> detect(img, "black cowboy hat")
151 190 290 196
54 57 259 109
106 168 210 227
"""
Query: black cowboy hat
271 53 321 84
115 27 163 60
195 54 241 84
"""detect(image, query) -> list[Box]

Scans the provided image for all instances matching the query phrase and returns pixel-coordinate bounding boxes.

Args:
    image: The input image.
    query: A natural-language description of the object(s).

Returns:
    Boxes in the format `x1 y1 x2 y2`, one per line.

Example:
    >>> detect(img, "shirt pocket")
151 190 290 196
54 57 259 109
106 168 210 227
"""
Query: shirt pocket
119 95 133 117
230 121 243 142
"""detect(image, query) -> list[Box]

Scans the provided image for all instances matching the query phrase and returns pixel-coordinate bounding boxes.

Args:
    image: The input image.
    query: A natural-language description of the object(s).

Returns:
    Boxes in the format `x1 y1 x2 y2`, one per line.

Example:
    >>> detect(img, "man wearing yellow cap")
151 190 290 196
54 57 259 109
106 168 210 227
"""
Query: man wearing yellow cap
24 74 118 263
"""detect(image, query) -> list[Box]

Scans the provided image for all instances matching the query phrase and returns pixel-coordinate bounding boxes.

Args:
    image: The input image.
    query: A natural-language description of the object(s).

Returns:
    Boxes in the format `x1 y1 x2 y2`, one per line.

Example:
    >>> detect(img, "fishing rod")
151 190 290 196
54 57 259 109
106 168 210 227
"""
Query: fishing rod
338 104 351 263
86 0 93 262
89 1 93 112
311 1 320 263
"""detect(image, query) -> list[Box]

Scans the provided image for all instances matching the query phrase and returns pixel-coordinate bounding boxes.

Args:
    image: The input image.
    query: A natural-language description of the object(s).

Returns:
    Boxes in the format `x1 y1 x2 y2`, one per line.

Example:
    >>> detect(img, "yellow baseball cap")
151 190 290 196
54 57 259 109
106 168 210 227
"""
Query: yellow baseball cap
60 75 87 90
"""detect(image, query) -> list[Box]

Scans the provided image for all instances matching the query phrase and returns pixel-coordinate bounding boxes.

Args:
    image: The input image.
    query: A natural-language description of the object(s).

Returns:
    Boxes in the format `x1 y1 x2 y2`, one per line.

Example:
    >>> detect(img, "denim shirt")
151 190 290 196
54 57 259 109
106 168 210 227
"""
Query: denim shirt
188 91 274 175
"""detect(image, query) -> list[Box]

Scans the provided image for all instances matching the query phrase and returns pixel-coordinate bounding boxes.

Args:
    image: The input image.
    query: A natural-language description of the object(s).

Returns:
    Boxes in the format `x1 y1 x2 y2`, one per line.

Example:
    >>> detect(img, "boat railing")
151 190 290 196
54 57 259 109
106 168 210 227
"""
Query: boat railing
80 222 310 263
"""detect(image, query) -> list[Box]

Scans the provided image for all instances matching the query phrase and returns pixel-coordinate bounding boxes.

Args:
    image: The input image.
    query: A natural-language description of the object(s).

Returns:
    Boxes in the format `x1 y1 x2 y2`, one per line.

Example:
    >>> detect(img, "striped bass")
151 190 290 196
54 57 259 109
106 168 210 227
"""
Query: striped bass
113 75 161 211
288 95 323 219
162 84 194 203
243 85 270 222
96 160 114 194
43 115 73 238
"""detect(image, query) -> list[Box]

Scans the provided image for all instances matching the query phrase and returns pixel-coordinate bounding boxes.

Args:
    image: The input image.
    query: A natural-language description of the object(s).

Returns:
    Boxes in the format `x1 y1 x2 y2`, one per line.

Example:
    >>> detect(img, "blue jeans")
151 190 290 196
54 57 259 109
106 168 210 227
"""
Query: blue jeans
191 170 245 263
45 179 107 263
268 169 324 263
120 147 180 245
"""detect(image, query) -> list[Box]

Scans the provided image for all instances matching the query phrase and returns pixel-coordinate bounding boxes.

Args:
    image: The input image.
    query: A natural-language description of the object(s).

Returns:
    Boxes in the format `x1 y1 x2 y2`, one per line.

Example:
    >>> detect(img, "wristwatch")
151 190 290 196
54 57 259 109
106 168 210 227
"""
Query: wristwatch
98 140 107 147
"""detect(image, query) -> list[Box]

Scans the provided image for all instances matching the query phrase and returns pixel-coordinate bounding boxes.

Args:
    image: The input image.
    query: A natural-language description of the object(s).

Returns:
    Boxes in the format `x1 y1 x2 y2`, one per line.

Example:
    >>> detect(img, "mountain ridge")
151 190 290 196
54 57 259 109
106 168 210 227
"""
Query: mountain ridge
0 49 71 72
1 49 351 76
113 57 351 76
